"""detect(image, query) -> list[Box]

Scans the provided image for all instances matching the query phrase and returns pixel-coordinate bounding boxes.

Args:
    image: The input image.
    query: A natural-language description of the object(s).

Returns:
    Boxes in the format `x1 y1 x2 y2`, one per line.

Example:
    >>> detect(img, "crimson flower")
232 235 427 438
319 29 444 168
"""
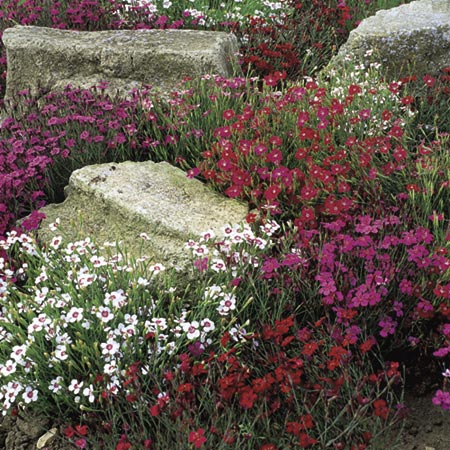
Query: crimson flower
264 184 281 201
188 428 207 448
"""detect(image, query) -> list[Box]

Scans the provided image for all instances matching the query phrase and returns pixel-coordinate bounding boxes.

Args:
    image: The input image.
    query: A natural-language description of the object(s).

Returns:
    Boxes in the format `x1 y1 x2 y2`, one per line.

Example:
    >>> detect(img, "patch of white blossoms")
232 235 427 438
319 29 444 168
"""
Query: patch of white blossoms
0 218 277 415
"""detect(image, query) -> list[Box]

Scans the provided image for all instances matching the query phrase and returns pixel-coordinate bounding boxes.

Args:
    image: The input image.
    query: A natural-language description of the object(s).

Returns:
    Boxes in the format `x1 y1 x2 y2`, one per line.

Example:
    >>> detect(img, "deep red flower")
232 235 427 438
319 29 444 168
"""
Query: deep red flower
239 386 258 409
116 440 131 450
264 184 281 201
225 184 243 198
401 95 414 105
222 109 235 120
64 426 76 439
299 432 318 448
423 74 436 87
373 399 389 420
188 428 207 448
348 84 362 95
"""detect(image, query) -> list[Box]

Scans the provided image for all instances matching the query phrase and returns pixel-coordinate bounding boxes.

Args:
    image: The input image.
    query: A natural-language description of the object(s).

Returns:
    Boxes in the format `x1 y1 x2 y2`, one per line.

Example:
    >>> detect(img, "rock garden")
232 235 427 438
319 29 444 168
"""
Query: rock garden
0 0 449 449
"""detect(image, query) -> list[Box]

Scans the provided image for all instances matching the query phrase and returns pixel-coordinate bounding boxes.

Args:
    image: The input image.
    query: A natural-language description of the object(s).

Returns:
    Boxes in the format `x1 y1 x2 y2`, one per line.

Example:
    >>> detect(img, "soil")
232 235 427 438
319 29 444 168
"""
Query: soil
398 391 450 450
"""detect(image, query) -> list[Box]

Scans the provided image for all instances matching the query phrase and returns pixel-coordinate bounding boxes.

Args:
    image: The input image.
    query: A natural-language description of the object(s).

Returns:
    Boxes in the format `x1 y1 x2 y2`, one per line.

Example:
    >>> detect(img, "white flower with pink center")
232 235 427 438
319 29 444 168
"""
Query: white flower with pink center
49 218 60 231
104 360 118 375
50 236 62 250
49 376 64 394
104 289 127 308
68 379 83 395
66 307 83 323
217 293 237 316
200 229 215 242
210 258 226 272
77 271 97 289
0 360 17 377
192 244 209 257
201 318 215 333
82 384 95 403
22 386 38 404
149 263 165 274
101 338 120 357
10 344 27 362
151 317 168 331
181 321 201 340
185 239 198 250
96 306 114 323
54 344 69 361
260 220 280 236
28 313 51 334
90 255 107 268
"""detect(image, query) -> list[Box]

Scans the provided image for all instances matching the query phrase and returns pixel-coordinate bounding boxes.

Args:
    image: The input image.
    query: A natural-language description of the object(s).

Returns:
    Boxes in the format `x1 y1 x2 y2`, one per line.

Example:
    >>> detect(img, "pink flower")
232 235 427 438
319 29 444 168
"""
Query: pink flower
432 390 450 410
74 438 86 449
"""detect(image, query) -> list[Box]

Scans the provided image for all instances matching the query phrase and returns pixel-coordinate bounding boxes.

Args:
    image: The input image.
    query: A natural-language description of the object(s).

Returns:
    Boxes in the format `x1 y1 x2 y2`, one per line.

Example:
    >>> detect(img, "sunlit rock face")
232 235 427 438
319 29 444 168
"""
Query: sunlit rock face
2 25 240 102
36 161 248 267
328 0 450 80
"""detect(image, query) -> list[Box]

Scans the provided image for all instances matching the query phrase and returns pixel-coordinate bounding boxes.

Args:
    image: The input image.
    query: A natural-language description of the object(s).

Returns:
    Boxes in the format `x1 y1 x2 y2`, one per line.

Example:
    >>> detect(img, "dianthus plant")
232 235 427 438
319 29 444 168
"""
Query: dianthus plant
0 219 406 448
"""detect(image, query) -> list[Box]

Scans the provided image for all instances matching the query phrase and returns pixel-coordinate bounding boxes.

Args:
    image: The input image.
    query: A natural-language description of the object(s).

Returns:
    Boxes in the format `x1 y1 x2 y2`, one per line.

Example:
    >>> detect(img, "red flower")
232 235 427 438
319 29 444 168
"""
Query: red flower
188 428 207 448
348 84 362 95
64 426 76 439
299 432 318 448
388 125 403 138
222 109 235 120
401 95 414 105
302 342 319 357
263 73 280 87
266 149 282 164
264 184 281 201
373 399 389 420
359 336 377 354
423 74 436 87
298 127 316 141
239 386 257 409
75 425 88 436
149 404 160 417
388 82 401 94
381 109 393 121
225 184 243 198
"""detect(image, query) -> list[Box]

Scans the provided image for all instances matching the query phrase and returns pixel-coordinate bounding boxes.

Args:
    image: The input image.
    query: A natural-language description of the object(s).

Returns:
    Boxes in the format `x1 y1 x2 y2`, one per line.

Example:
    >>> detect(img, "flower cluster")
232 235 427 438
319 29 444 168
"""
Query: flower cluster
1 0 450 447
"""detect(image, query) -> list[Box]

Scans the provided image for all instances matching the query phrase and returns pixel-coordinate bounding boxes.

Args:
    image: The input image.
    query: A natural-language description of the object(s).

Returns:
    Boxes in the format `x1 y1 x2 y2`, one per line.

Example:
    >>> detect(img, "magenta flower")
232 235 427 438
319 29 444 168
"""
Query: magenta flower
432 390 450 410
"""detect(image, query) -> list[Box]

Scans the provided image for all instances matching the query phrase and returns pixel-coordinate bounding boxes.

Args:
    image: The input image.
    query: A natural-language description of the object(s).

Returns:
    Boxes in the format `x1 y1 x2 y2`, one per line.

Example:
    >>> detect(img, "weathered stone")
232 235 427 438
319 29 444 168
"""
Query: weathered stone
328 0 450 80
36 161 248 266
2 25 240 102
36 428 58 449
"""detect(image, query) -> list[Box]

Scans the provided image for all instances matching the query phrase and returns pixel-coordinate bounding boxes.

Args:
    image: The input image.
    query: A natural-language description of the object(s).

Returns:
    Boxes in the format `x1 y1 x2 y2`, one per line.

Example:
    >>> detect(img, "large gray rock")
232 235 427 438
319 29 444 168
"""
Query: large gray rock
329 0 450 80
36 161 248 266
2 26 240 102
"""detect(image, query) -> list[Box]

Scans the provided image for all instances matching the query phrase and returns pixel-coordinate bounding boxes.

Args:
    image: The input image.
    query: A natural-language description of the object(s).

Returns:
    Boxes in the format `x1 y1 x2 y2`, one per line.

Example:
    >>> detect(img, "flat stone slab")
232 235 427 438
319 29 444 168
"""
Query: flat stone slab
36 161 248 266
329 0 450 79
2 26 239 101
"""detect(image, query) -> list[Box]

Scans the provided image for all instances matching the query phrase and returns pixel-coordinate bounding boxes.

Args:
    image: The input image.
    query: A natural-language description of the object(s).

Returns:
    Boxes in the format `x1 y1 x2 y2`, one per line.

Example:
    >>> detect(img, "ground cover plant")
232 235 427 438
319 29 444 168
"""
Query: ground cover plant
0 0 449 449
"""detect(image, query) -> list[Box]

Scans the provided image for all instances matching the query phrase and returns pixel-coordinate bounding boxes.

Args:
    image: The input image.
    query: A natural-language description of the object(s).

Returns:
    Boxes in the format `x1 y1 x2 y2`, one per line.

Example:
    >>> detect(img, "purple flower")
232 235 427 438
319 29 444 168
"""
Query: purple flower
432 390 450 410
21 210 46 231
188 341 205 358
379 316 398 338
355 216 380 234
393 301 404 317
193 257 208 273
433 346 450 358
442 323 450 338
